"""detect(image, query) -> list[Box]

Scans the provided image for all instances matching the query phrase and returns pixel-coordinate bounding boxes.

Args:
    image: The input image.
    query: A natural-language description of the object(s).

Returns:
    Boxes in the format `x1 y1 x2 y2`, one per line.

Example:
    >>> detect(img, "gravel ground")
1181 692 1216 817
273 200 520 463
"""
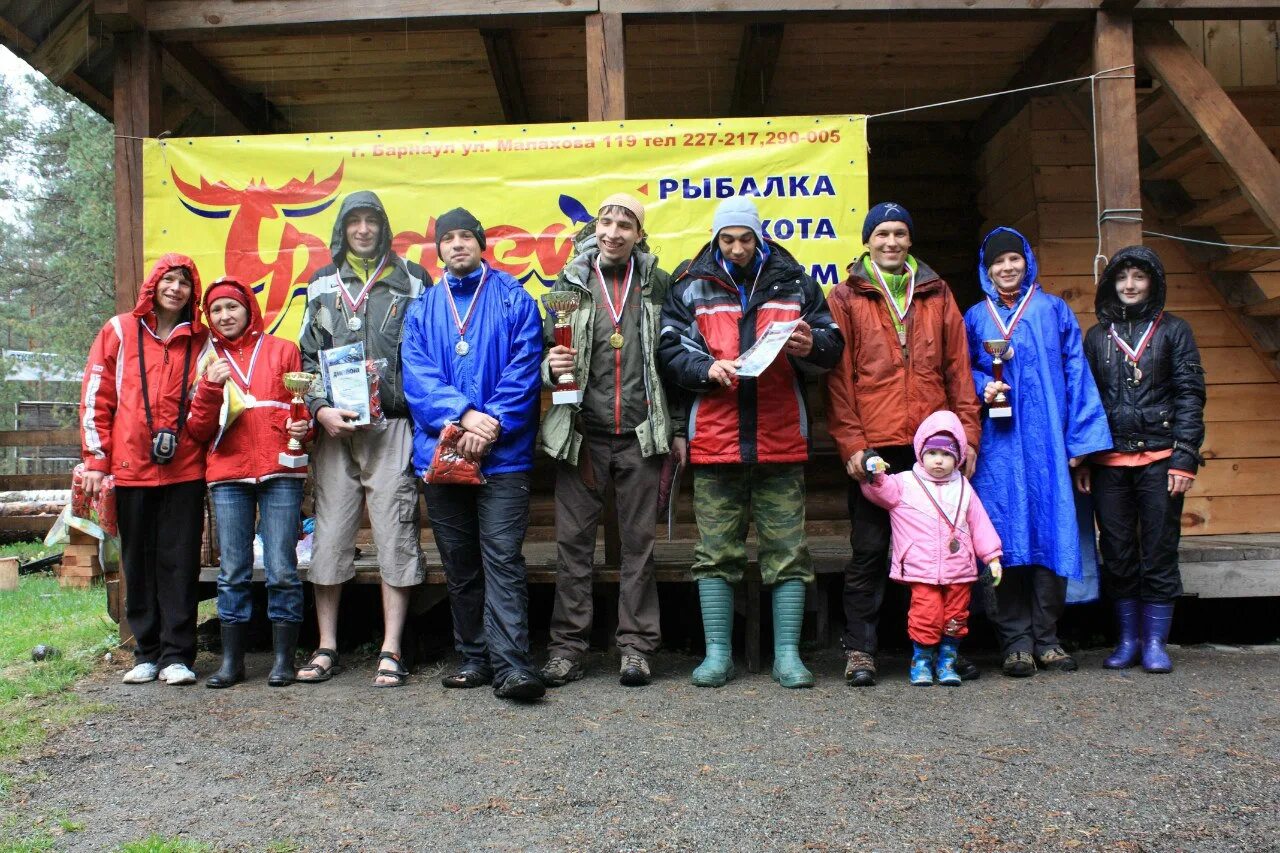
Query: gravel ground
4 645 1278 852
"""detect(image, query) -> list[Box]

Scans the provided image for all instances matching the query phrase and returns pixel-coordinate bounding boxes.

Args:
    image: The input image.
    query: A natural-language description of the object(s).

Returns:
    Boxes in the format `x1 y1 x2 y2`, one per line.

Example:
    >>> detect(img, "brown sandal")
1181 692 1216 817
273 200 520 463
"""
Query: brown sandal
296 648 339 683
373 651 408 688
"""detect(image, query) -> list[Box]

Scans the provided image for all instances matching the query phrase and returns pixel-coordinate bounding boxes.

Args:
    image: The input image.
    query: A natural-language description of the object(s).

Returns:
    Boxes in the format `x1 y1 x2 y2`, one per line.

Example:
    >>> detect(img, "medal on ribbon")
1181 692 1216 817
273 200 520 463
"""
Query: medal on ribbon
595 256 635 350
868 260 916 349
1108 312 1162 385
339 254 390 332
217 333 265 400
445 263 489 357
983 282 1038 361
912 471 967 554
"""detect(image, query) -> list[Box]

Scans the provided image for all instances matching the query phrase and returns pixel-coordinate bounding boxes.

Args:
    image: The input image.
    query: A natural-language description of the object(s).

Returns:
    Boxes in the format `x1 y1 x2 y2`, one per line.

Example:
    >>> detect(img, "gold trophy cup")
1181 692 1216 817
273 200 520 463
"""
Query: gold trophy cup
982 340 1013 419
541 291 584 405
279 371 317 468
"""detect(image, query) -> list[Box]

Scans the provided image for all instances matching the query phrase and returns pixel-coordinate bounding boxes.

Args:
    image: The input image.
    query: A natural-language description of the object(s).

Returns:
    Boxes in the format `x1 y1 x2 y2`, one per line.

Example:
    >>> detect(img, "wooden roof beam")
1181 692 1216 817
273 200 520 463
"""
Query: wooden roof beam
481 29 529 125
29 0 99 84
1141 136 1214 180
1137 20 1280 241
144 1 600 39
730 23 784 117
161 42 283 134
971 21 1091 147
586 12 625 122
600 2 1280 21
0 14 111 114
1094 9 1143 256
93 0 146 32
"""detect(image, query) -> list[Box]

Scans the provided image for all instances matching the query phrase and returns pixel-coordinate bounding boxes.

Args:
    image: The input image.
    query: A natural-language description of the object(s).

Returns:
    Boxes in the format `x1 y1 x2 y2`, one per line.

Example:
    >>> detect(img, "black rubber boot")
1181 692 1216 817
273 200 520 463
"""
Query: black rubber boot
268 622 301 687
206 623 247 689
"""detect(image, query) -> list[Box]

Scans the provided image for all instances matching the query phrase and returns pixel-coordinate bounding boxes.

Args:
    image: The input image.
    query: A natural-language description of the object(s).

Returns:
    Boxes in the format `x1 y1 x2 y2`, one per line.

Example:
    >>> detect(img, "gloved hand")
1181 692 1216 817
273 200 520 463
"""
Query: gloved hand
863 450 889 484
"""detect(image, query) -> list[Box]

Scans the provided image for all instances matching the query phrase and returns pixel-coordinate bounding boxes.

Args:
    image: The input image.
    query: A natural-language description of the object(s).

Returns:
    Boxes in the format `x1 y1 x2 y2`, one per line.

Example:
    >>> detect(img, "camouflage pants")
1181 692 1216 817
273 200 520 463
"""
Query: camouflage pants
691 464 813 585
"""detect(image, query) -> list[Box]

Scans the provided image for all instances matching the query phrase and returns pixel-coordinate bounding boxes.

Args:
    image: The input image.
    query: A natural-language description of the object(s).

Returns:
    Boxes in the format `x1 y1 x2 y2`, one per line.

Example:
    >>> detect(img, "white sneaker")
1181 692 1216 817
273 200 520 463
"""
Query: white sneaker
158 663 196 685
121 662 159 684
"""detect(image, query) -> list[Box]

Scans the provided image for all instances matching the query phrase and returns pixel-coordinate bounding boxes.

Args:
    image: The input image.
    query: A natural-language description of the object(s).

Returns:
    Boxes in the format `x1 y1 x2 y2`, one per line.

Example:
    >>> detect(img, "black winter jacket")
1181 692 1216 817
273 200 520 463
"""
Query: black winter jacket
1083 245 1206 473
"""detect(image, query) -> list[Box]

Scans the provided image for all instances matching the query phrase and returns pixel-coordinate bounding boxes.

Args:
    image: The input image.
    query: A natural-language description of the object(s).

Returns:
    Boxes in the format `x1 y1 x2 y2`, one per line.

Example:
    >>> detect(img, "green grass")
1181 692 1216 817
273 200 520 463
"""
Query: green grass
0 573 116 761
0 541 57 564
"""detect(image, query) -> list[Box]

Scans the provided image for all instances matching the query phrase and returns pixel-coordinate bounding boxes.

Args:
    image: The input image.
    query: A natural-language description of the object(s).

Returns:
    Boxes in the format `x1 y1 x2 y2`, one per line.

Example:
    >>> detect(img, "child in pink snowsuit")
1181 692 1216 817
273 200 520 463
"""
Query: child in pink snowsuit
860 410 1003 686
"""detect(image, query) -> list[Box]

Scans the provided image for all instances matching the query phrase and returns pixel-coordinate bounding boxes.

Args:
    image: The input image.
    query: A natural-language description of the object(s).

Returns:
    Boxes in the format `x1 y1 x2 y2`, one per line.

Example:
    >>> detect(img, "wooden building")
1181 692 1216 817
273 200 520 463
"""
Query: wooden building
3 1 1279 607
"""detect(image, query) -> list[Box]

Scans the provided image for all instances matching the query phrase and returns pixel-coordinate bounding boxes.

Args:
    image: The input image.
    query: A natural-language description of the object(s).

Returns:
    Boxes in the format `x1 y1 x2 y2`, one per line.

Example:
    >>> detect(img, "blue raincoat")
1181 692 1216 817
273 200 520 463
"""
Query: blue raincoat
964 227 1112 602
402 263 543 477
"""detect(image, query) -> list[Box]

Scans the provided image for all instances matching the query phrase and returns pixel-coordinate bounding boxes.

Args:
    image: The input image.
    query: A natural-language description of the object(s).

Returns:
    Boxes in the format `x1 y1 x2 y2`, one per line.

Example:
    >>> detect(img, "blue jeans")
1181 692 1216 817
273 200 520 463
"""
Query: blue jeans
424 472 534 681
211 478 305 624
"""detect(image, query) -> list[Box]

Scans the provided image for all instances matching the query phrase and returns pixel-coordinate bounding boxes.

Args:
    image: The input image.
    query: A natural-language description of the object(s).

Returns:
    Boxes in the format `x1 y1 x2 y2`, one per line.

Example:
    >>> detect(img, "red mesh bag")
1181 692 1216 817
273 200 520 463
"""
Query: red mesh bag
424 423 486 486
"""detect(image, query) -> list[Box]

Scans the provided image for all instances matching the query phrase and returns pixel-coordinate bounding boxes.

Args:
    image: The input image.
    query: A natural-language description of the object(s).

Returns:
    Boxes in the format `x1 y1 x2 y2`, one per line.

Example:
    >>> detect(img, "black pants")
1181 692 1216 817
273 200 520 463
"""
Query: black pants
423 472 535 681
1091 460 1184 602
116 480 206 668
987 565 1067 656
840 444 916 654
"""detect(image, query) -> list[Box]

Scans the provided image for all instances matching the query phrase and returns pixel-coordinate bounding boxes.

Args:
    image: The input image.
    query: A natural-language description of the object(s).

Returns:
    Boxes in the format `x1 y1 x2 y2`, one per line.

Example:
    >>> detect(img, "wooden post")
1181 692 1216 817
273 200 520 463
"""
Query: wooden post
1093 10 1143 263
585 12 625 122
112 29 161 312
585 11 627 570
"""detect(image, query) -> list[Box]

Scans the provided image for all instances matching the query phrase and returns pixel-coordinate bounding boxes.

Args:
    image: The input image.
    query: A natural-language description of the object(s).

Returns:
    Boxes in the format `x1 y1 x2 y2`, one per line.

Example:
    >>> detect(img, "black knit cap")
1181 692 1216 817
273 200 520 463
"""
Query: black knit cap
435 207 486 251
983 230 1024 264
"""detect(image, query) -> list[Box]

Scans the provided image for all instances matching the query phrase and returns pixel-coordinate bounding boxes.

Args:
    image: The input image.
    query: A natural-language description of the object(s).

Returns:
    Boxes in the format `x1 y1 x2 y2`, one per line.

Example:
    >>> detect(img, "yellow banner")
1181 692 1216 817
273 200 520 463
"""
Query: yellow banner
143 115 868 339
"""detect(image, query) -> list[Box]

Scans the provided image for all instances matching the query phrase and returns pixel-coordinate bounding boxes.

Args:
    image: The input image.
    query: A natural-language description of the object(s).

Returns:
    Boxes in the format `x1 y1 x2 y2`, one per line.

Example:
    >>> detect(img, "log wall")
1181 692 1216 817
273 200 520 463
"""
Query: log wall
976 95 1280 537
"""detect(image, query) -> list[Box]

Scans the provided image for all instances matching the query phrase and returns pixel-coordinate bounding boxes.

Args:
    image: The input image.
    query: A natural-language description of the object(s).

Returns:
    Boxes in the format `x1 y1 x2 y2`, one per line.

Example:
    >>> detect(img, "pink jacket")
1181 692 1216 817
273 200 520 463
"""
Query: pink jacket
861 410 1002 586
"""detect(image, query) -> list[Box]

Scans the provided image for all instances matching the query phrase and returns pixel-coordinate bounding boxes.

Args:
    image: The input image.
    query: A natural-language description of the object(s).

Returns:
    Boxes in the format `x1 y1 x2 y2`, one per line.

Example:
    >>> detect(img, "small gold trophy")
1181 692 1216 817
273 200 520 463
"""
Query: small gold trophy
279 371 317 468
982 340 1013 419
541 291 584 405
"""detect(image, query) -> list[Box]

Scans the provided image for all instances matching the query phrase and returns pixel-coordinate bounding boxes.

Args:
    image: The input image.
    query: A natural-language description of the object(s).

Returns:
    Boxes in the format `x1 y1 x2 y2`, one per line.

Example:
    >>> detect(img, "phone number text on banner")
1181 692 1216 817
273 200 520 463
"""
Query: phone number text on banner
143 115 869 339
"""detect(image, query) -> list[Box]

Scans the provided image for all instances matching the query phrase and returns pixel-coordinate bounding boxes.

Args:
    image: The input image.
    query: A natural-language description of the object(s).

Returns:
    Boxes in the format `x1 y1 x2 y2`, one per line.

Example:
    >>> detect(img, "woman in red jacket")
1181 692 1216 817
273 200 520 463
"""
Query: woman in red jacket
188 278 311 688
80 254 208 686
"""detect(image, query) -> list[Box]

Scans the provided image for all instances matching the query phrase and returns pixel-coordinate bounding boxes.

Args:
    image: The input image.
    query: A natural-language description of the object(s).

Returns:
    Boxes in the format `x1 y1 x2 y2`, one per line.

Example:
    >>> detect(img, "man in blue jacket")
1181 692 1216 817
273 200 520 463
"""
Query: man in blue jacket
403 207 545 701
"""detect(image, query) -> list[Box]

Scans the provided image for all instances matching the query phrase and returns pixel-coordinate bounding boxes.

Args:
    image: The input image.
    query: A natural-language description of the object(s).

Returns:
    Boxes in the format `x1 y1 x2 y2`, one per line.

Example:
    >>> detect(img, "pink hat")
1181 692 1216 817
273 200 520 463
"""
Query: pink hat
922 433 961 460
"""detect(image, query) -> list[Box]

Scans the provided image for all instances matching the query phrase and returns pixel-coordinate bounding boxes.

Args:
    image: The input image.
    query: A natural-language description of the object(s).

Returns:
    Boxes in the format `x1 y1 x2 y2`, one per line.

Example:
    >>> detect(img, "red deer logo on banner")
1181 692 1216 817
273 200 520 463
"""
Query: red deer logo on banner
173 161 590 332
171 164 345 331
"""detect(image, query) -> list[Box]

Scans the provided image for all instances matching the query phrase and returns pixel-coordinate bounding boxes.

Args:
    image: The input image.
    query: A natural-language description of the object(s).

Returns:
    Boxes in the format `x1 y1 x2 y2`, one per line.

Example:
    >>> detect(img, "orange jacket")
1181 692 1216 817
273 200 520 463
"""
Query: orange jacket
187 277 314 485
825 257 981 460
80 254 208 486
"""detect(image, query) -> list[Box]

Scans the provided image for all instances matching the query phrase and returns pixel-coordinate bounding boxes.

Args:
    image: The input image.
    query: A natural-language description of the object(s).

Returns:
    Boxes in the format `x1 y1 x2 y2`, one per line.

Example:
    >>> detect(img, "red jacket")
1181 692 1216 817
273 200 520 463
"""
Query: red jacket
80 254 208 486
825 257 981 461
187 278 313 485
658 241 843 465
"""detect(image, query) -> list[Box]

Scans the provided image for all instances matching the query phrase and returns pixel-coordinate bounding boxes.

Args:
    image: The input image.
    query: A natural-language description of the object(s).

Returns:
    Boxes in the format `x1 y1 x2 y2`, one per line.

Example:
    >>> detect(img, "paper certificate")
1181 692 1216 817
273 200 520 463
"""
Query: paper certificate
735 319 802 377
321 343 371 426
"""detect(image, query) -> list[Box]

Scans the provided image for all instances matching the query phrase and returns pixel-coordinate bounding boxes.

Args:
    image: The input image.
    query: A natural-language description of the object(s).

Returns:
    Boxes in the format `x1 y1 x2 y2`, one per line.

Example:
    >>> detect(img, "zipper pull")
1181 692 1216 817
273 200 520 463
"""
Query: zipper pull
163 346 170 365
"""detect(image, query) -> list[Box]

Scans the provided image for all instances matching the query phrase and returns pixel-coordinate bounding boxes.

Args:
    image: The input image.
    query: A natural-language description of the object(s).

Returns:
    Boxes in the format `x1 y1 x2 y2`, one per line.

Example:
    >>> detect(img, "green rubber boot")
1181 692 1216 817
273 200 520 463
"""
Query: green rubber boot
692 578 736 687
771 579 815 688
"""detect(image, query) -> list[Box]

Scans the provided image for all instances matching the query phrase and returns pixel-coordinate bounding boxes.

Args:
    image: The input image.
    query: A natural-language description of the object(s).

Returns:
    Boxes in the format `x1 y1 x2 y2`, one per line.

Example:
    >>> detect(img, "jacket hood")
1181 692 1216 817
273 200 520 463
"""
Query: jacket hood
913 409 969 466
978 226 1038 302
202 276 264 347
684 237 803 285
132 253 204 332
329 190 393 266
1095 244 1166 324
846 253 943 293
562 241 660 293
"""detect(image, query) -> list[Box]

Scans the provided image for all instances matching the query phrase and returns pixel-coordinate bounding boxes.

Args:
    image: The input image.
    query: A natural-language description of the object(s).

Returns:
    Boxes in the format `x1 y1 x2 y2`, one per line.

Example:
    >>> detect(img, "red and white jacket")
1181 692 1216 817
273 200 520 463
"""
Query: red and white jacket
187 277 314 485
658 240 843 465
80 254 208 487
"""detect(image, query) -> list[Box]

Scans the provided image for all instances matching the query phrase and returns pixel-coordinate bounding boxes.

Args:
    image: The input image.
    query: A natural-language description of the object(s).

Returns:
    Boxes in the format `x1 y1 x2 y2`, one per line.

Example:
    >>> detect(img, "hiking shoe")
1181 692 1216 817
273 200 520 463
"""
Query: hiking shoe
494 671 546 702
619 653 651 687
844 650 877 687
159 663 197 685
954 654 981 681
538 656 584 688
1036 647 1078 672
122 662 159 684
1002 651 1037 678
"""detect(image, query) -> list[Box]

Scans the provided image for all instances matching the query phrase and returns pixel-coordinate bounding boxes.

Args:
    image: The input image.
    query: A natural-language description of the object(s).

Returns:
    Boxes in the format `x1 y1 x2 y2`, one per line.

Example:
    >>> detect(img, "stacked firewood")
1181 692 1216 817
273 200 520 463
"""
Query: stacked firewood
56 528 102 589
